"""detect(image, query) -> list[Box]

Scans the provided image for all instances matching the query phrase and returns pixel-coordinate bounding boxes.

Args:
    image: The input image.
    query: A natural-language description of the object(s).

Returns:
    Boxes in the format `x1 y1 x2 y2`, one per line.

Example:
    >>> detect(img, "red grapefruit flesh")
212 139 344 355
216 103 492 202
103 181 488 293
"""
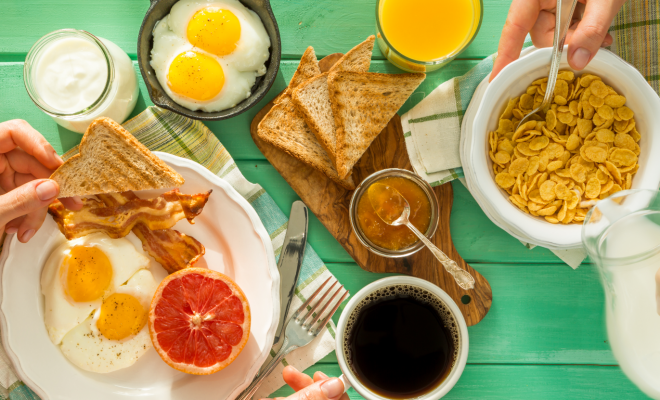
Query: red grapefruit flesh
149 267 250 375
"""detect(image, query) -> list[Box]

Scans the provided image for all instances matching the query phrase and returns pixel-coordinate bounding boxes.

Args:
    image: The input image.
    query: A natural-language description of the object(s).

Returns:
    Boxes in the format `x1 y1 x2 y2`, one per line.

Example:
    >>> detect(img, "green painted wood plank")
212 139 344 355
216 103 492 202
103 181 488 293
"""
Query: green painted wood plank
269 364 646 399
0 59 479 156
450 183 568 264
0 0 149 59
272 0 509 60
323 263 613 365
0 0 509 60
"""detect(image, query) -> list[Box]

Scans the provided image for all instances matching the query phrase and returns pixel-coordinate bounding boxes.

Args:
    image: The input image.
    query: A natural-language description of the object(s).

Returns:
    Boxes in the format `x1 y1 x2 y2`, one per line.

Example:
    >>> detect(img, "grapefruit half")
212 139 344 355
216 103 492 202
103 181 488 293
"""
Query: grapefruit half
149 267 251 375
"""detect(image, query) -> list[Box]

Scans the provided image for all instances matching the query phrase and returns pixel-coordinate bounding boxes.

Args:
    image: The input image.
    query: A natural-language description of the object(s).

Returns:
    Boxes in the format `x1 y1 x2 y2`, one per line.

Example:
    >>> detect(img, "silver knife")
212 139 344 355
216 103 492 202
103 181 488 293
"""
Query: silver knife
273 201 308 345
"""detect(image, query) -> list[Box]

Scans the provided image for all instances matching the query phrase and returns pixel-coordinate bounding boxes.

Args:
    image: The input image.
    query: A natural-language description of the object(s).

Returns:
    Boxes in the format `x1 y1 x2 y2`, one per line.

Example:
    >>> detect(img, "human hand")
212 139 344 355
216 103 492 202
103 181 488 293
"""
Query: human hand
261 366 349 400
0 119 82 243
490 0 626 81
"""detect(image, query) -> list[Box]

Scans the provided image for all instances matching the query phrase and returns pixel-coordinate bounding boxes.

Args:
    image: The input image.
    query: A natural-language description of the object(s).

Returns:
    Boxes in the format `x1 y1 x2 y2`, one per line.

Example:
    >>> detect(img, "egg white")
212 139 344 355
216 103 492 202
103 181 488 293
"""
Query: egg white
149 0 271 112
60 270 158 373
168 0 271 72
40 233 150 345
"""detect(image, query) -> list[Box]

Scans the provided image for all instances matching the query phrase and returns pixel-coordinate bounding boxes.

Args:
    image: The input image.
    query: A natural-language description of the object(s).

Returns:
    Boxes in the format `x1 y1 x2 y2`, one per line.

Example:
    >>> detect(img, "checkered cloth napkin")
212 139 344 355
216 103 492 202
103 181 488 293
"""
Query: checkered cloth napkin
0 106 347 399
401 0 657 269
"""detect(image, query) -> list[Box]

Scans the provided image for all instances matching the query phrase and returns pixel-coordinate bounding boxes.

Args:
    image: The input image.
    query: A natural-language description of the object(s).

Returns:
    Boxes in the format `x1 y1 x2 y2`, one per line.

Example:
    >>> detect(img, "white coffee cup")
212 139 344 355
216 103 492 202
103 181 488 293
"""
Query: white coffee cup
334 276 469 400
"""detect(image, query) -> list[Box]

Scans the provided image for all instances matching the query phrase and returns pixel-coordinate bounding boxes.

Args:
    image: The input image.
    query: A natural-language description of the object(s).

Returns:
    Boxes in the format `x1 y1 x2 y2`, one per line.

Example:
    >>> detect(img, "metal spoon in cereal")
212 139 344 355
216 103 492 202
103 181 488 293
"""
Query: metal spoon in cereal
368 183 475 290
516 0 579 130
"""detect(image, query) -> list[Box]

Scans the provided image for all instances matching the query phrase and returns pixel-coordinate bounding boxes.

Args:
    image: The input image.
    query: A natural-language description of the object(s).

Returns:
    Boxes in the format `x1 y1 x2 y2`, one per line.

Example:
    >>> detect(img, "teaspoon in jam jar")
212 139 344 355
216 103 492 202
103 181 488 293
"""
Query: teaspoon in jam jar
367 183 475 290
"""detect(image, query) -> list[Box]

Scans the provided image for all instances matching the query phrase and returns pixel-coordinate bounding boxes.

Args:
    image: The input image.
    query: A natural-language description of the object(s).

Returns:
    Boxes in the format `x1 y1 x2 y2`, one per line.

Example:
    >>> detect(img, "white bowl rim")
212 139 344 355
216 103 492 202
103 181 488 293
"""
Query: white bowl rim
468 46 660 248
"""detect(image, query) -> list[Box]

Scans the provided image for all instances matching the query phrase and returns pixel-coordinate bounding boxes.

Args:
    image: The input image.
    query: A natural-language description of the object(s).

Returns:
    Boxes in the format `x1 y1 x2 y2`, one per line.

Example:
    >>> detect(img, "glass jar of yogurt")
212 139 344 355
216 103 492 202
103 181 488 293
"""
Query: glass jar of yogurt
23 29 138 134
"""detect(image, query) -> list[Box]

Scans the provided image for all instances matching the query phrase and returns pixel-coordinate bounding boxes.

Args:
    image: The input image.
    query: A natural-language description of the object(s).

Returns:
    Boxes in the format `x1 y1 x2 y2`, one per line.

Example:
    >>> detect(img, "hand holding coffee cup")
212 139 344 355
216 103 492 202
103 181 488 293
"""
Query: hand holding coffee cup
260 367 349 400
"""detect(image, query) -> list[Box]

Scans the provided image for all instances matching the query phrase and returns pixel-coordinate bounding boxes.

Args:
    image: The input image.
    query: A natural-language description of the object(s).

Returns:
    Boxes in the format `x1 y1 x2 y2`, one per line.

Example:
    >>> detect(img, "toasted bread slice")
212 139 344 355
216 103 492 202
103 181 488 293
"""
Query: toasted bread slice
258 96 355 190
51 117 184 197
291 36 375 167
329 71 425 179
274 46 322 104
260 47 354 189
330 35 375 74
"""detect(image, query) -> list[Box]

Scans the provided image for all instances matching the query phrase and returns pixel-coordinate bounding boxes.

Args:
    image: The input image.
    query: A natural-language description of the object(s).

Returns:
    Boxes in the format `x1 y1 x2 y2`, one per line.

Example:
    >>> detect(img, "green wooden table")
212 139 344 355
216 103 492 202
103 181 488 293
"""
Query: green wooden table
0 0 650 398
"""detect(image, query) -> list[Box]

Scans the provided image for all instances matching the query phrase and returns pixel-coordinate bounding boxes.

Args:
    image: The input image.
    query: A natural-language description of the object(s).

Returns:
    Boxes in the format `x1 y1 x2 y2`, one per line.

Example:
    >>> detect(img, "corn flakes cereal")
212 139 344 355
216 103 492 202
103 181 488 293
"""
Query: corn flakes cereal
488 70 640 224
496 172 516 188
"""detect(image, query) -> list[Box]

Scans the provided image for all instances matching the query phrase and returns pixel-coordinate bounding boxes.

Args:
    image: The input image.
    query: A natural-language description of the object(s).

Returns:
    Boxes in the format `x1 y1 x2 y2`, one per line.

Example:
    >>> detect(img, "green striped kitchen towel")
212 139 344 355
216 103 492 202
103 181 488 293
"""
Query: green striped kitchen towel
402 0 659 187
0 106 346 400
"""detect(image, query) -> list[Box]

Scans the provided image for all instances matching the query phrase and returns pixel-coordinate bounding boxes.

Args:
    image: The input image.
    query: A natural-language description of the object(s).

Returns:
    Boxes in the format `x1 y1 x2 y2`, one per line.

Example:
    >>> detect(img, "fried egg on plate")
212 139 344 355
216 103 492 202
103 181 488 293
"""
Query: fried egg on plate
150 0 271 112
41 233 151 345
60 270 157 373
41 233 159 372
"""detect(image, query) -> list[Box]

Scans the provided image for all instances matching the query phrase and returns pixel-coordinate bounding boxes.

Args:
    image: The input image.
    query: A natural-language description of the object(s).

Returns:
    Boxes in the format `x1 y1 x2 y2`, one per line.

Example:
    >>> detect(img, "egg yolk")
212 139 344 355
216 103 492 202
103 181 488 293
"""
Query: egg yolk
62 246 113 303
167 51 225 101
96 293 147 341
187 7 241 56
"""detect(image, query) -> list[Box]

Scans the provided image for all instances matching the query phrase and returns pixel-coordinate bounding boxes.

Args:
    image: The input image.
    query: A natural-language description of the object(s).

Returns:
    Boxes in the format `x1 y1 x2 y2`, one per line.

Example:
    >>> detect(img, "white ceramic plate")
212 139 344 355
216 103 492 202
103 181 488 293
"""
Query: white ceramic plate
464 47 660 249
0 152 279 400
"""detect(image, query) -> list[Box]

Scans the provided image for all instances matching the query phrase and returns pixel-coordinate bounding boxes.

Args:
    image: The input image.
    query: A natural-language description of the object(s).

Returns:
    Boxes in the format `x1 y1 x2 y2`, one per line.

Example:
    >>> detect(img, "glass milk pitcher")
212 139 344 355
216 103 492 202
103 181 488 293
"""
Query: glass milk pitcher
583 189 660 399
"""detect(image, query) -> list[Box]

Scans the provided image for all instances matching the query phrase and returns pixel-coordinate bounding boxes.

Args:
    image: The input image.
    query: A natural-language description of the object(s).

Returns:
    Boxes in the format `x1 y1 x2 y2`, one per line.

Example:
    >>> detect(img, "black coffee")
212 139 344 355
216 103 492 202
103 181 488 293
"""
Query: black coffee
345 287 458 399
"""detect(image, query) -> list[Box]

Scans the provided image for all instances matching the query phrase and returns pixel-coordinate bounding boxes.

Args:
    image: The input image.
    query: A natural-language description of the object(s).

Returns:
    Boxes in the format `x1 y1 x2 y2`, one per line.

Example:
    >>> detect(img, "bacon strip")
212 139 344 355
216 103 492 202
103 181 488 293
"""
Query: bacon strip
97 192 205 274
48 189 212 240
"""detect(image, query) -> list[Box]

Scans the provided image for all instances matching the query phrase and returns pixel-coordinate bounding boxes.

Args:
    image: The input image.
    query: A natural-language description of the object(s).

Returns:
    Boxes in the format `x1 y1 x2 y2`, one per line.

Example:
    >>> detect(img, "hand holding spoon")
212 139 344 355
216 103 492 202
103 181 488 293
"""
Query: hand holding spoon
368 183 475 290
515 0 579 130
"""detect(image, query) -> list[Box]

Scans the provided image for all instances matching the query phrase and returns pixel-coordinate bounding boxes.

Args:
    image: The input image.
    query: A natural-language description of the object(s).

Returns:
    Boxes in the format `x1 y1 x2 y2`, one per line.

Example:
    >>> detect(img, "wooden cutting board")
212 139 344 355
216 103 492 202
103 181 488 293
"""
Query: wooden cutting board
250 54 492 326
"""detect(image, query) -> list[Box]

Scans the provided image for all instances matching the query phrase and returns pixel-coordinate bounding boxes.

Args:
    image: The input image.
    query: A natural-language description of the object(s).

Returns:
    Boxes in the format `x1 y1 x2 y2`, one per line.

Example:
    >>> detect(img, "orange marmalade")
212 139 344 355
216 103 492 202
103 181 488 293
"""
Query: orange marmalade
357 176 432 250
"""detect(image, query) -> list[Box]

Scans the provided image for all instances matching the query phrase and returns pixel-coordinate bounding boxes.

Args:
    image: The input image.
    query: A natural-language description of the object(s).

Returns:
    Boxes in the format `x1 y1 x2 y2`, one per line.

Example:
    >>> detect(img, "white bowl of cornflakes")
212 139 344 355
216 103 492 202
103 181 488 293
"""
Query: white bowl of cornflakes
467 46 660 249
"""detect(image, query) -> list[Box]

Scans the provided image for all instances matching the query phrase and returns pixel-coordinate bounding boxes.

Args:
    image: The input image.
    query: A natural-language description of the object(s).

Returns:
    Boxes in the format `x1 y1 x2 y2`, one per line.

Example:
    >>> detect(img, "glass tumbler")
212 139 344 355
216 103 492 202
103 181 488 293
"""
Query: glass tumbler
375 0 483 73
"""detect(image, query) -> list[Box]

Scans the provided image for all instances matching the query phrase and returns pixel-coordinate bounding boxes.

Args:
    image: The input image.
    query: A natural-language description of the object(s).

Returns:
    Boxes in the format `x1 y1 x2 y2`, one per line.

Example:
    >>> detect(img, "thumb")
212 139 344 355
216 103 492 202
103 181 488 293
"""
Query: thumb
0 179 59 227
567 0 623 70
286 378 345 400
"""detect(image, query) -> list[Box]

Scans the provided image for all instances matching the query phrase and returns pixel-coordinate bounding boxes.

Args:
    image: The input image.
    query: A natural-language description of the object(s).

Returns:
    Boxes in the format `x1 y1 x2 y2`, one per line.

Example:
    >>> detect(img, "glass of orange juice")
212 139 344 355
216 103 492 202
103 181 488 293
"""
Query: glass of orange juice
376 0 483 73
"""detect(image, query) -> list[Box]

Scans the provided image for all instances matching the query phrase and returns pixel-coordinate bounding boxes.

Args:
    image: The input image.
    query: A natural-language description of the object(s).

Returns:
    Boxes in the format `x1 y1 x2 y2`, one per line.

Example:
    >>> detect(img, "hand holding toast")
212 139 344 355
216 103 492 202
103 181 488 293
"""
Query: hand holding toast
0 120 81 243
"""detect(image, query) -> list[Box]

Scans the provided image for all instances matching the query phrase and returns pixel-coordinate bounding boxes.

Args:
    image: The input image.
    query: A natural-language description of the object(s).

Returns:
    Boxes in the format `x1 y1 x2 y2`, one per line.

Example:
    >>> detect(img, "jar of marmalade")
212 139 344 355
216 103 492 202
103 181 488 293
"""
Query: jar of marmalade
349 168 439 257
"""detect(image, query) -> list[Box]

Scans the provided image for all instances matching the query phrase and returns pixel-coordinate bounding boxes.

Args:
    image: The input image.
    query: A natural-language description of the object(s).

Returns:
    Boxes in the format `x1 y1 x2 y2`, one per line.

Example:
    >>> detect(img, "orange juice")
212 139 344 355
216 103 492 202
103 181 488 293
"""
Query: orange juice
377 0 481 71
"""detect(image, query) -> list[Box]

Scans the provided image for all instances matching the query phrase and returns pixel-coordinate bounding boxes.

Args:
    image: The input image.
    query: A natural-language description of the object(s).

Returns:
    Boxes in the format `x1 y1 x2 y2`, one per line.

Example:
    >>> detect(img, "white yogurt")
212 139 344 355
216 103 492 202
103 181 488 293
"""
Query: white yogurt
25 30 138 133
35 37 108 113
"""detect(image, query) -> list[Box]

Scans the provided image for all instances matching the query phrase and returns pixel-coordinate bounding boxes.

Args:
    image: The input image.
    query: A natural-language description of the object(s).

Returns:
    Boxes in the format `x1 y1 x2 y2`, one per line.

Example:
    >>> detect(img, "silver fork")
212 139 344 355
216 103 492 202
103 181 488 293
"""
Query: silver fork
236 277 348 400
516 0 579 130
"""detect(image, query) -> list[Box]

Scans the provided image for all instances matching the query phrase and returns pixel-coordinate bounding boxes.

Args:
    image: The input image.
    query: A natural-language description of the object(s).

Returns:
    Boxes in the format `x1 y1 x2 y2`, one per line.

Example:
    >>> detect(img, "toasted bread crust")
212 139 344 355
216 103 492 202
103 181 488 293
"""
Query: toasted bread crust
277 46 322 103
291 36 375 171
329 71 425 179
260 46 355 190
291 73 337 165
258 97 355 190
51 117 185 197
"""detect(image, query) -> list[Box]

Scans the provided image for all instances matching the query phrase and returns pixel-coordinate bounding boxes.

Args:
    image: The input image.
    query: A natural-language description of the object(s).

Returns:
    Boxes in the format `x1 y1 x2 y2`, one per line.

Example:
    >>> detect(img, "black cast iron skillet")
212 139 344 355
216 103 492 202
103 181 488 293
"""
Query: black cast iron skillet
137 0 281 121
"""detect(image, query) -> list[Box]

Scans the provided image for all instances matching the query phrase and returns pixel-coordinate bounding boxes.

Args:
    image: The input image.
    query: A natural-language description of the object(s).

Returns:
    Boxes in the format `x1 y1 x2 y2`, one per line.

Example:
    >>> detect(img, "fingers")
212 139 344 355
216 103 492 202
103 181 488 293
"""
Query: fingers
567 0 625 70
529 10 557 48
59 196 83 211
282 378 345 400
0 120 62 170
0 179 59 229
5 149 55 179
491 0 542 81
313 371 329 383
319 378 345 400
4 216 24 235
15 206 48 242
283 366 315 392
